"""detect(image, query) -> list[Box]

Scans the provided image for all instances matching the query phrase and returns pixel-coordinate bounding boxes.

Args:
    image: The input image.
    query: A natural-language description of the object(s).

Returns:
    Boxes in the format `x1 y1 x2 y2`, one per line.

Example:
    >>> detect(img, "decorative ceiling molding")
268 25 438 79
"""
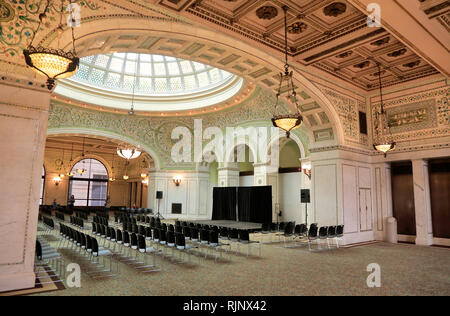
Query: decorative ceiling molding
146 0 440 91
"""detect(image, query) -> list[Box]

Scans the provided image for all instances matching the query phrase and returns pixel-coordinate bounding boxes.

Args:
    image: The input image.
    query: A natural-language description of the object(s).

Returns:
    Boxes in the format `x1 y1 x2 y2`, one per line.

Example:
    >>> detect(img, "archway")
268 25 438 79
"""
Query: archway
46 128 161 170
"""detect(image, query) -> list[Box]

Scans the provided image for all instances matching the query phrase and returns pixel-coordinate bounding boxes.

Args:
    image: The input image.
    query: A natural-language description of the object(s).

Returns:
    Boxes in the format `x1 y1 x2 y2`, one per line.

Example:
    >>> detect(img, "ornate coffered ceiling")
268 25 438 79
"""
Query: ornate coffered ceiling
418 0 450 32
148 0 441 90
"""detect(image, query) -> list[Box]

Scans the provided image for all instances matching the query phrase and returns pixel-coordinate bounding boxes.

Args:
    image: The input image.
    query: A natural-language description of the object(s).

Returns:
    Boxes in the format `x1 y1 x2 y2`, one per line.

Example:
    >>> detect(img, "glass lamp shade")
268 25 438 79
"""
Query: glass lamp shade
272 114 303 138
76 168 86 174
23 47 79 90
117 148 142 160
109 177 116 182
123 175 129 180
53 176 62 185
373 142 396 157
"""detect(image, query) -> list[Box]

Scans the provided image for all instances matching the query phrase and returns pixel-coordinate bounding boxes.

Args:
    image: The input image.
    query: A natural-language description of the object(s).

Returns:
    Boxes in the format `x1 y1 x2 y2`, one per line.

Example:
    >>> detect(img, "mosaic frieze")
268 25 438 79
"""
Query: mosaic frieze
371 86 450 143
48 87 311 169
321 88 360 142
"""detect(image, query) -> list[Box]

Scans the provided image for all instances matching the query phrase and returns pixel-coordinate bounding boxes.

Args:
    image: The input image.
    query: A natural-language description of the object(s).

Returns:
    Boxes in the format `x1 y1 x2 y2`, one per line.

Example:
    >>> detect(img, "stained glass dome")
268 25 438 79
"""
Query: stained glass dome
66 53 234 96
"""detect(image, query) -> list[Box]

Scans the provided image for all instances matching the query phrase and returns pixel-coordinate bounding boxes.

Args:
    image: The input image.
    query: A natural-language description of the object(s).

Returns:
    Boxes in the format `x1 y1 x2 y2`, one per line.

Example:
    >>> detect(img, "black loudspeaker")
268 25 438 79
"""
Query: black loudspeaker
301 189 310 203
156 191 163 200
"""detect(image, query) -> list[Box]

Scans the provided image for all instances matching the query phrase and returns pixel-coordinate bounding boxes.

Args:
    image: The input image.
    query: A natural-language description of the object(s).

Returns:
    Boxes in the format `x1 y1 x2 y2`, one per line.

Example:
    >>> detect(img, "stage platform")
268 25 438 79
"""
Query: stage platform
188 220 262 232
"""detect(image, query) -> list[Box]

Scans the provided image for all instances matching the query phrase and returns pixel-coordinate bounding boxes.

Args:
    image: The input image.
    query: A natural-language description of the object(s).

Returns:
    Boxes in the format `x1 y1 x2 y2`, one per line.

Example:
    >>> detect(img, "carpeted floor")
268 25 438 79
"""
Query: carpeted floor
30 231 450 296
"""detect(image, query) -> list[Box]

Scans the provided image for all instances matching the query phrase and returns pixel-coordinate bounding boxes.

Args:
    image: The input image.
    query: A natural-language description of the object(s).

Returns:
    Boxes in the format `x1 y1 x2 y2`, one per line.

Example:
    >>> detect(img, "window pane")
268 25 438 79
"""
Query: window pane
154 63 166 76
109 58 124 72
89 181 107 201
140 63 152 76
180 61 193 73
167 62 180 76
70 159 108 206
89 161 108 179
74 200 88 206
94 54 110 68
69 180 89 202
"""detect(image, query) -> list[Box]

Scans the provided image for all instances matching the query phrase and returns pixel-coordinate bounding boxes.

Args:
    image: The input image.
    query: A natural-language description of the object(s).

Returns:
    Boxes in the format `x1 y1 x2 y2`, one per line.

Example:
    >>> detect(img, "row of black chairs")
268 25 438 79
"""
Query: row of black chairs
136 215 161 225
55 212 65 221
119 207 153 215
113 222 229 262
59 223 118 276
308 225 344 250
95 211 109 219
42 216 55 233
75 212 89 220
34 236 66 286
173 222 261 257
275 223 344 250
93 216 108 227
70 216 84 229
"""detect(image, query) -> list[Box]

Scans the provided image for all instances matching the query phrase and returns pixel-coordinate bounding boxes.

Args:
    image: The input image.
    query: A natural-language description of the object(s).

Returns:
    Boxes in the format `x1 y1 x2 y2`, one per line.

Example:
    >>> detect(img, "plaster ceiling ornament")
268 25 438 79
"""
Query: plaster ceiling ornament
287 22 308 34
373 63 396 157
370 37 391 47
403 61 421 68
256 6 278 20
387 48 407 58
23 0 79 90
0 0 15 22
336 51 353 59
272 6 303 139
354 61 371 69
323 2 347 17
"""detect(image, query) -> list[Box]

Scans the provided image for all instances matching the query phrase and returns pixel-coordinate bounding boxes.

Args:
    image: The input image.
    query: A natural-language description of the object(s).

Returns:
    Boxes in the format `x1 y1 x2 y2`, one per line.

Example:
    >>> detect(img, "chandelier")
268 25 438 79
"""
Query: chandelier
117 146 142 160
109 154 116 182
373 63 396 157
272 6 303 138
76 138 87 174
23 0 79 90
66 143 75 177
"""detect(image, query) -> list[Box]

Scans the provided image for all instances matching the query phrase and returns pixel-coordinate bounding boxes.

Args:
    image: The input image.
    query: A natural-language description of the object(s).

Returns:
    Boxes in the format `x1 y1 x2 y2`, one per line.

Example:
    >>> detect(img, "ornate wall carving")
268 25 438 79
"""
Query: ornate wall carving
318 86 368 147
48 87 311 170
371 83 450 144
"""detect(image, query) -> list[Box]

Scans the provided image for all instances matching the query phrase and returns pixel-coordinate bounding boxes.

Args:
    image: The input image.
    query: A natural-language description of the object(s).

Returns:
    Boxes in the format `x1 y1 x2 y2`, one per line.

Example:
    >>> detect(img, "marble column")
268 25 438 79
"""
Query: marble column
217 163 239 187
254 163 279 221
412 159 434 246
372 163 393 241
0 82 50 292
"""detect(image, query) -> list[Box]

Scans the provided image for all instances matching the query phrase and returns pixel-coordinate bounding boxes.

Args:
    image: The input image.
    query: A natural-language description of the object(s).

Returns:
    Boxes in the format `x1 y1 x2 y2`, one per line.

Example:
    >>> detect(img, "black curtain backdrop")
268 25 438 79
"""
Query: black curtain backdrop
238 186 272 224
212 187 237 221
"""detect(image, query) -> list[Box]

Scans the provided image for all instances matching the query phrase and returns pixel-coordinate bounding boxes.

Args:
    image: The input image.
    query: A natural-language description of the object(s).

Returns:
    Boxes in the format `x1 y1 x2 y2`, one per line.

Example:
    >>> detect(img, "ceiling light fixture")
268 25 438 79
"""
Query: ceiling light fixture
117 146 142 160
272 6 303 138
23 0 79 90
373 63 396 157
67 143 75 177
128 57 138 115
76 137 87 174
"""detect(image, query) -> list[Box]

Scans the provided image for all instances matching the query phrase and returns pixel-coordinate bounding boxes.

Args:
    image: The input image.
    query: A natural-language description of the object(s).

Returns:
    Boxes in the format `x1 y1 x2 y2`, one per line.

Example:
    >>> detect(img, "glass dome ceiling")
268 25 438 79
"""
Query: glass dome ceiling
67 52 234 96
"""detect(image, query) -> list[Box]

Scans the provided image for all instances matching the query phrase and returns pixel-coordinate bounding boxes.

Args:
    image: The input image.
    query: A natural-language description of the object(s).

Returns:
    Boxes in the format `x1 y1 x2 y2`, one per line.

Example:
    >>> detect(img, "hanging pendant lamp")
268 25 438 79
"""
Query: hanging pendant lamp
272 6 303 138
373 63 396 157
23 0 79 90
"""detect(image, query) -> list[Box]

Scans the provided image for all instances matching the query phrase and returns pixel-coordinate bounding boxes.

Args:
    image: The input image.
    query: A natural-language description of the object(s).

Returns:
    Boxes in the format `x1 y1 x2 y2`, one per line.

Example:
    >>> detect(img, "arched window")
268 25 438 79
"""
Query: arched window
68 159 108 206
40 166 45 205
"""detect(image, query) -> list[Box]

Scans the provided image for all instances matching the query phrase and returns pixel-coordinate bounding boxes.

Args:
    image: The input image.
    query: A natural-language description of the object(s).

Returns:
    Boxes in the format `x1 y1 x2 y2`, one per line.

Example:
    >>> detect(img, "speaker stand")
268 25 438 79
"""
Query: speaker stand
155 199 165 219
304 203 308 228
